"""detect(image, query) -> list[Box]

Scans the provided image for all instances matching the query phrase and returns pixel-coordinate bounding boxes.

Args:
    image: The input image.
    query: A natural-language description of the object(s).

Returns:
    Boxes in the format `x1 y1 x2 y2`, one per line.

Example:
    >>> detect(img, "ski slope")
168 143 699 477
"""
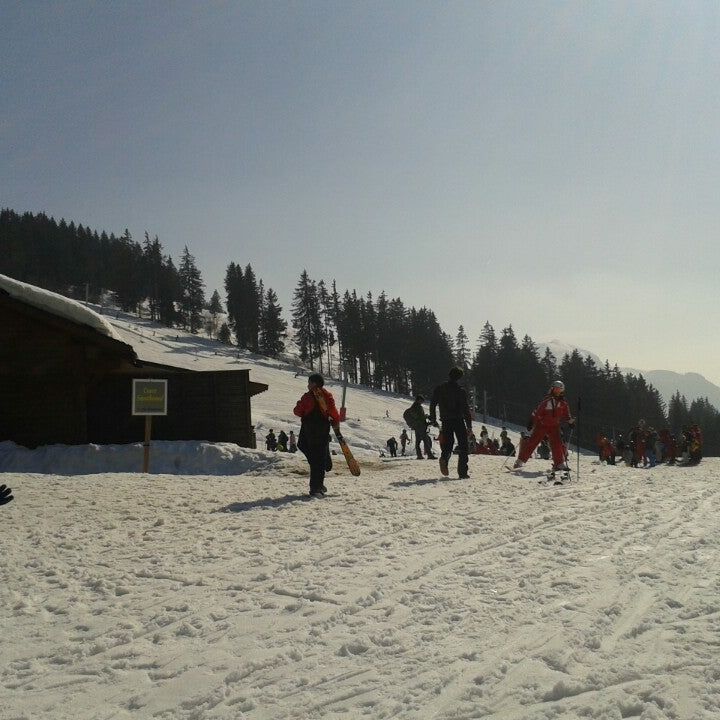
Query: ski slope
2 310 719 719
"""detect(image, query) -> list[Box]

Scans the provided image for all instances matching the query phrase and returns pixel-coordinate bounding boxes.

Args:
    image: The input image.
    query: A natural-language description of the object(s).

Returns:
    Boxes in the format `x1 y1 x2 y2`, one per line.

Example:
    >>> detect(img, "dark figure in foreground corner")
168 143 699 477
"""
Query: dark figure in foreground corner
429 367 473 479
293 373 341 498
0 484 13 506
514 380 575 471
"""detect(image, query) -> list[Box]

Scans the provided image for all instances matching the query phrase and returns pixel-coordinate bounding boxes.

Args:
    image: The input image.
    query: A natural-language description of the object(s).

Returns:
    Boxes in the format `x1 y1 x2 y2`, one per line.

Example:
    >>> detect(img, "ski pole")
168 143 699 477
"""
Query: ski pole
576 397 581 481
564 427 574 468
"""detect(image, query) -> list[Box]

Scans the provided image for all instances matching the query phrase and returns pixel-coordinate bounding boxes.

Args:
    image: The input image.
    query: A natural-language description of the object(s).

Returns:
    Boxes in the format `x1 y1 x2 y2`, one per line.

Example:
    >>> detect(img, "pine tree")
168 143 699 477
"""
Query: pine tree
291 270 323 369
157 256 180 327
472 322 499 419
206 289 223 338
259 287 287 357
142 232 164 321
318 280 336 376
224 263 243 344
178 246 205 333
243 264 261 352
111 229 144 313
218 322 232 344
668 391 690 433
455 325 470 369
540 347 558 384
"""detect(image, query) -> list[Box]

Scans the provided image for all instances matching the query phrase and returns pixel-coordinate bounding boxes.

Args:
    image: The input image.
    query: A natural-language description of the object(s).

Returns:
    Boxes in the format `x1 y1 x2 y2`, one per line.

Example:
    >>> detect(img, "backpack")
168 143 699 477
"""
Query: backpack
403 404 424 429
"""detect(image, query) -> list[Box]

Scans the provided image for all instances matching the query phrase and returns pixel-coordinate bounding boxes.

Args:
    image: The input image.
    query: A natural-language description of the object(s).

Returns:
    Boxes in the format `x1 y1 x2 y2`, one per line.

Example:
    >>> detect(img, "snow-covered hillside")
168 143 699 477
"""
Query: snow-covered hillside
2 309 719 720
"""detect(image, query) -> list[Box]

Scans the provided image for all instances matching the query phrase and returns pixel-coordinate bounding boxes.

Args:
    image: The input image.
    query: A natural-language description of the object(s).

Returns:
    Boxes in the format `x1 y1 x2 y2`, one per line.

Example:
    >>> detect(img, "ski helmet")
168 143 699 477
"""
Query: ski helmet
550 380 565 393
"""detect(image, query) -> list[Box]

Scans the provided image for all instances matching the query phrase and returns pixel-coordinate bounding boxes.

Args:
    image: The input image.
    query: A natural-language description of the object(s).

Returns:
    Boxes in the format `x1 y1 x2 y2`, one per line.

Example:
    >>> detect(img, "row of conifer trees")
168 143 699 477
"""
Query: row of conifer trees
1 208 716 453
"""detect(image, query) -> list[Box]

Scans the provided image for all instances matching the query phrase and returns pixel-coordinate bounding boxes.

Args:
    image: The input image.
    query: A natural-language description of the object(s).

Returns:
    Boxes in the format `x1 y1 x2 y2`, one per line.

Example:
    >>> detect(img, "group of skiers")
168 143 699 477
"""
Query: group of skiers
596 421 703 467
387 421 517 459
291 367 704 498
291 367 477 495
264 428 297 453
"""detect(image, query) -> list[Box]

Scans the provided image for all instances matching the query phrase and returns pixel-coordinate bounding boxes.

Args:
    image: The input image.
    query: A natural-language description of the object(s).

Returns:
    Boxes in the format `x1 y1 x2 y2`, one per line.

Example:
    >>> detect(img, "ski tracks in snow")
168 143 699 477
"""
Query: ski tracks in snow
2 459 720 719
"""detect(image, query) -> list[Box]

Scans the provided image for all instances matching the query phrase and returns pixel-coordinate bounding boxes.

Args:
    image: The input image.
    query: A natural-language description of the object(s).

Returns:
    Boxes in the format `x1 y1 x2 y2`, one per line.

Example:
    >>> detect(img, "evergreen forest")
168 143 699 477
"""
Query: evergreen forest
2 208 717 454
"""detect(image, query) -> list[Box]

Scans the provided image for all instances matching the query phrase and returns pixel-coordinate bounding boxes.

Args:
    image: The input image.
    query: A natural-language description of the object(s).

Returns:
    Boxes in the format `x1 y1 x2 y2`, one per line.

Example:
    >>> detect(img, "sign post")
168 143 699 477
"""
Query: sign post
132 379 168 473
339 367 348 422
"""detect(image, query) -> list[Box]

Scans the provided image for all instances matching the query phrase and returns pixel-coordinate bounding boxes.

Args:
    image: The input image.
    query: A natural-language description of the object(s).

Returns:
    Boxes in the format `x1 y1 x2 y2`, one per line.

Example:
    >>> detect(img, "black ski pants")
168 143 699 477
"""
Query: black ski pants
301 441 331 493
414 426 432 458
440 418 469 477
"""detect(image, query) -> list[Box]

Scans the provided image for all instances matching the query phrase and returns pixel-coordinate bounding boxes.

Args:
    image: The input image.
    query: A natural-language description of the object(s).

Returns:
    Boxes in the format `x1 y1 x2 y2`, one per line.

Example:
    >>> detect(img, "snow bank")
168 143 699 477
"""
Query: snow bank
0 440 292 475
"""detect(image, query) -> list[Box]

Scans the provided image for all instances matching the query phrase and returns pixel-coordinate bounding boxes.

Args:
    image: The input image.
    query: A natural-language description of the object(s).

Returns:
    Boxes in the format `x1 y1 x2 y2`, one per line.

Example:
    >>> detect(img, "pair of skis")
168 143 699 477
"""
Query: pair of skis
332 425 361 476
539 467 571 487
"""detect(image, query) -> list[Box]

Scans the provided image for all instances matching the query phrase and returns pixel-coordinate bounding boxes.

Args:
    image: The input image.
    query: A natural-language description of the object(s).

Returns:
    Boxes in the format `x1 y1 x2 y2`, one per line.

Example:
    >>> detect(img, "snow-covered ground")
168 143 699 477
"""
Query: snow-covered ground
2 307 719 719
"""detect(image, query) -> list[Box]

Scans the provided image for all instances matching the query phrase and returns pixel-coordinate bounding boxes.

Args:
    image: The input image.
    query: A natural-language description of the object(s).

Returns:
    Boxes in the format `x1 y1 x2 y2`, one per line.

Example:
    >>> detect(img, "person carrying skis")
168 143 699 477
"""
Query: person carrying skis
513 380 575 471
429 367 473 479
293 373 341 498
403 395 436 460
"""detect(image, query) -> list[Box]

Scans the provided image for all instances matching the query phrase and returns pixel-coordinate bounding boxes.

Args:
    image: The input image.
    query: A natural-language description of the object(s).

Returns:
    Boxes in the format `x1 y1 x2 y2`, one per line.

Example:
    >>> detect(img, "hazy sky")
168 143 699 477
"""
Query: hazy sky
3 1 720 383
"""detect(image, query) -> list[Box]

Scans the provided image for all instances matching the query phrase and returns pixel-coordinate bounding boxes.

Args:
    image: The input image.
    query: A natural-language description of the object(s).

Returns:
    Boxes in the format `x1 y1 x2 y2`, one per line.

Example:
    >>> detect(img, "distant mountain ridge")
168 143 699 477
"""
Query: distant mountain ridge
539 340 720 410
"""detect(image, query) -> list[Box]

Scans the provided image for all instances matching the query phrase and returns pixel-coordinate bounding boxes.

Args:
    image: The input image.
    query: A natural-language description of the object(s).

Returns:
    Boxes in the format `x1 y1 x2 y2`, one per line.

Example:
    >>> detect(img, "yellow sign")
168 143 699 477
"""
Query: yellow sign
132 379 168 416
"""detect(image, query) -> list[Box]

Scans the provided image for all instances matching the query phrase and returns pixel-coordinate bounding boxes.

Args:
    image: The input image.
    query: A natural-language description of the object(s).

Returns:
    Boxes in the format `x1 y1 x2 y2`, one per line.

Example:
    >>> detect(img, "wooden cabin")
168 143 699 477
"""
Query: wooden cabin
0 283 267 449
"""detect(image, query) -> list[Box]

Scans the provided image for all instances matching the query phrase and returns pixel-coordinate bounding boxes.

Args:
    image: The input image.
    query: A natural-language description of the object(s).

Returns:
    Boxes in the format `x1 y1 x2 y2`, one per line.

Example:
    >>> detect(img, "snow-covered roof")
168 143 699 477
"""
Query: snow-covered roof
0 273 125 342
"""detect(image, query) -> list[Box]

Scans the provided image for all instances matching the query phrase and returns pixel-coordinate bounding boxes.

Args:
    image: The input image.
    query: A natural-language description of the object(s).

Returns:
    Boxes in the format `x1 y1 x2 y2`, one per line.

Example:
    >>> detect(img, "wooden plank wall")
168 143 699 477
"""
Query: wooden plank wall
86 371 256 447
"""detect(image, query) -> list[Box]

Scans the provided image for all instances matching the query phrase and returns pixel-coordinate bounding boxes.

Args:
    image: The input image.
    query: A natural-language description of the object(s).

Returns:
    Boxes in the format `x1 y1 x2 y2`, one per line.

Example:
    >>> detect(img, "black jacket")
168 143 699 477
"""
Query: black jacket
429 380 472 428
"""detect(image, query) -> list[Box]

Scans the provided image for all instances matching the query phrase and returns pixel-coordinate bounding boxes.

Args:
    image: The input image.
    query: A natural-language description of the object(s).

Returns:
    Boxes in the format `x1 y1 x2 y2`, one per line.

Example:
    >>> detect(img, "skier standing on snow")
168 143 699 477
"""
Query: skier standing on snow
386 436 398 457
399 428 410 455
293 373 341 498
429 367 473 479
403 395 436 460
265 429 277 451
513 380 575 472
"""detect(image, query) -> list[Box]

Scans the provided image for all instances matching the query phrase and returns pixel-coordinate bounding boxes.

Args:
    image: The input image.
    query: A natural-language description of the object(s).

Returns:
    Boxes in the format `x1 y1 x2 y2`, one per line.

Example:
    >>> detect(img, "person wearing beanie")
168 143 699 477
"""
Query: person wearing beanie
429 367 473 479
293 373 340 498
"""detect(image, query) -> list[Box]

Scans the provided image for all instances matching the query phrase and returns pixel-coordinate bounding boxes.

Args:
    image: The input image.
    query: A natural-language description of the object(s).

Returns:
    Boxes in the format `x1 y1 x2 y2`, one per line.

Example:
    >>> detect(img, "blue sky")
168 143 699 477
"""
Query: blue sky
3 1 720 384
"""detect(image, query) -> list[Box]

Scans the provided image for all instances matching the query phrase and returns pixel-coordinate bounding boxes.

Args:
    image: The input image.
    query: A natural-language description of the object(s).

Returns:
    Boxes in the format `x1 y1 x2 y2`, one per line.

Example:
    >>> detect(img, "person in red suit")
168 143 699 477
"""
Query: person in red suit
514 380 575 471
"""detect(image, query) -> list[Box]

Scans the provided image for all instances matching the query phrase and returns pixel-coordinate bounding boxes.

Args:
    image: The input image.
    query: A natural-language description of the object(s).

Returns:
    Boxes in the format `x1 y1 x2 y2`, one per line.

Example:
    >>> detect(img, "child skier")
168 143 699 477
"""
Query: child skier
513 380 575 472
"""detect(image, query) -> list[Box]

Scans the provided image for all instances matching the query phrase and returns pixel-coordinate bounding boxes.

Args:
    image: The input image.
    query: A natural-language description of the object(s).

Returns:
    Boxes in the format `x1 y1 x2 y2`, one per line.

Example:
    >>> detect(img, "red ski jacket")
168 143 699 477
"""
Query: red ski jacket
531 395 573 429
293 387 341 425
